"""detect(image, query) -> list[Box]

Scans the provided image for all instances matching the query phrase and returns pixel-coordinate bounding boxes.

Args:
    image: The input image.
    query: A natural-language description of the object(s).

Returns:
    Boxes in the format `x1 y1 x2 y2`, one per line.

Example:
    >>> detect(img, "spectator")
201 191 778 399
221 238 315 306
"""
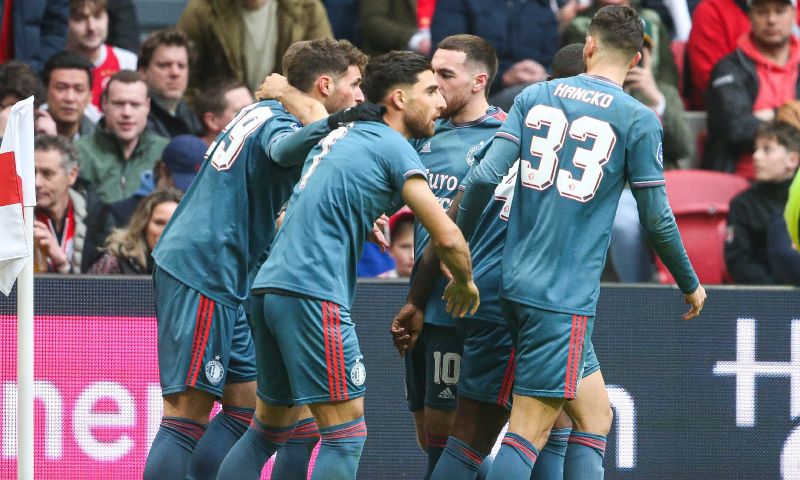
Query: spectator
725 121 800 284
106 0 139 52
42 51 98 140
0 0 69 73
704 0 800 178
686 0 800 110
137 28 203 139
381 206 415 278
0 61 46 107
360 0 435 56
108 134 207 227
194 80 254 145
66 0 137 109
431 0 559 106
33 134 112 273
77 70 169 203
766 214 800 284
323 0 362 45
178 0 333 92
89 188 182 274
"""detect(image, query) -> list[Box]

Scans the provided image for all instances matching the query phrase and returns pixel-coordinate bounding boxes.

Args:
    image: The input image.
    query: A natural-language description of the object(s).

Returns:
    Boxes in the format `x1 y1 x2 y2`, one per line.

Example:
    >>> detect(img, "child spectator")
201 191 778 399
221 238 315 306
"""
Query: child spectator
725 121 800 284
382 206 415 278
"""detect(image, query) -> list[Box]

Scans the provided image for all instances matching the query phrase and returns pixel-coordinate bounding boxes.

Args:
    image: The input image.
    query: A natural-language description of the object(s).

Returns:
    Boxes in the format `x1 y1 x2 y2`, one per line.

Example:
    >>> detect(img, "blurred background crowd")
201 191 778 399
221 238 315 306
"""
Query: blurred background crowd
4 0 800 285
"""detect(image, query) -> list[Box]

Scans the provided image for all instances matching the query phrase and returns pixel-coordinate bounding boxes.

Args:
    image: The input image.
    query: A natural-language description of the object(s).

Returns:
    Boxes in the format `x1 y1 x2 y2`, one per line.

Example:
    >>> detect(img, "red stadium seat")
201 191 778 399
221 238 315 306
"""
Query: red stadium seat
655 170 750 284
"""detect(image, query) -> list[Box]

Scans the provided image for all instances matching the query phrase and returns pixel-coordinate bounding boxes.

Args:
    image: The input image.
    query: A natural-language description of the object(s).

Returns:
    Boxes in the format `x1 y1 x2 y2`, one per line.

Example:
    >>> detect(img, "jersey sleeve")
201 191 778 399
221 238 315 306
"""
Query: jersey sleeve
269 118 331 168
258 112 302 160
625 112 666 189
384 140 427 190
494 92 526 147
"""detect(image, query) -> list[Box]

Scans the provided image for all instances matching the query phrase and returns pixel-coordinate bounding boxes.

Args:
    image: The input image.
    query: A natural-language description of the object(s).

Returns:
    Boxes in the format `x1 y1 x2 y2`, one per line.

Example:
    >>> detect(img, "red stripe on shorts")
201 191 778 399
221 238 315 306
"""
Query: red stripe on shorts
323 302 337 401
565 315 588 398
564 315 579 398
497 347 516 406
186 296 207 385
334 303 348 401
190 297 215 386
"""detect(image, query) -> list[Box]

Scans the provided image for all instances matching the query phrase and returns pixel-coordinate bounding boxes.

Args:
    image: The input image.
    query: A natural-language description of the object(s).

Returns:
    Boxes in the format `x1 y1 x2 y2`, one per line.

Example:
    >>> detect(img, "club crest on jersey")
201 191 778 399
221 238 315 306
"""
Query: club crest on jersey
205 356 225 385
420 141 432 153
657 142 664 167
351 357 366 387
466 141 484 166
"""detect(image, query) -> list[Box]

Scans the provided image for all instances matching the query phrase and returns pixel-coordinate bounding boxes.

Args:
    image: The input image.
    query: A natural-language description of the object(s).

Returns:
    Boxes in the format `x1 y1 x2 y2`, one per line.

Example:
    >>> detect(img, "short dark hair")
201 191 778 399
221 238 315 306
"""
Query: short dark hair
102 69 147 102
42 51 94 89
282 38 368 93
757 121 800 154
436 34 499 95
0 61 45 107
138 28 192 70
34 134 80 172
588 5 644 60
362 51 432 104
69 0 107 17
194 80 249 117
551 43 587 79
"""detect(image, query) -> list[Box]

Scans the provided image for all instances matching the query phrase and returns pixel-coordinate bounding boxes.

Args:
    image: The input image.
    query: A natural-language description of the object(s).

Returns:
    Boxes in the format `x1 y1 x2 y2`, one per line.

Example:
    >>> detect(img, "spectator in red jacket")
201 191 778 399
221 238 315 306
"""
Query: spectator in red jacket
686 0 800 110
704 0 800 177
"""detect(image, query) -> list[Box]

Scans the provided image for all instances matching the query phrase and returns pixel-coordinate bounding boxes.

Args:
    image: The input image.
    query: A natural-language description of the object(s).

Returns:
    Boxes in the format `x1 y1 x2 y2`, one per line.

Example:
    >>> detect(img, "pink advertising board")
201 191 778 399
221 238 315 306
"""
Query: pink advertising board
0 315 314 479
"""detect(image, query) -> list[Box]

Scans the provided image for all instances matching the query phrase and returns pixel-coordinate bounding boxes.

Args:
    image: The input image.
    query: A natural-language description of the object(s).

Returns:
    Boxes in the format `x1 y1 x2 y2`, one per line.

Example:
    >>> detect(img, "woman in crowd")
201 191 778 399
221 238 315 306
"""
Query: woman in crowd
89 189 182 274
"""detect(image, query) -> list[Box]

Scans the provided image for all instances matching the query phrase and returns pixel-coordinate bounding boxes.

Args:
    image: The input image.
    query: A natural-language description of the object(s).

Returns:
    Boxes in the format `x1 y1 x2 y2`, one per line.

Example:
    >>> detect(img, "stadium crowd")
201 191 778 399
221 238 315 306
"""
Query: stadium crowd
3 0 800 285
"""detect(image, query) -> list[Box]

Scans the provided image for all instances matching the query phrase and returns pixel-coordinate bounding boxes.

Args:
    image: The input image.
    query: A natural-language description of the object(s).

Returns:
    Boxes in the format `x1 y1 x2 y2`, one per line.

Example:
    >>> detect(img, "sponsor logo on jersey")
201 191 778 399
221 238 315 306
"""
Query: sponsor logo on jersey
351 357 366 387
438 387 456 400
205 356 225 385
420 141 432 153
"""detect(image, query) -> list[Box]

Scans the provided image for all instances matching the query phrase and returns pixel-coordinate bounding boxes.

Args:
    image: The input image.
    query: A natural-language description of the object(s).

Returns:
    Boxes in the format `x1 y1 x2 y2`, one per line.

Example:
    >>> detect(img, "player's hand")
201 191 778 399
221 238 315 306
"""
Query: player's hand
368 214 390 252
390 302 425 356
255 73 291 101
682 284 706 320
443 279 480 318
327 102 386 129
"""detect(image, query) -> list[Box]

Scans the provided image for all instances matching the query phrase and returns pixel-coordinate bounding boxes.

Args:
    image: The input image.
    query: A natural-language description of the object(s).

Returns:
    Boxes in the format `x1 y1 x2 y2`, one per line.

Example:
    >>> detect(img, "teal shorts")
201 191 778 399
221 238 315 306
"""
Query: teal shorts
501 299 595 399
251 292 367 406
457 316 599 408
153 266 256 398
404 324 462 412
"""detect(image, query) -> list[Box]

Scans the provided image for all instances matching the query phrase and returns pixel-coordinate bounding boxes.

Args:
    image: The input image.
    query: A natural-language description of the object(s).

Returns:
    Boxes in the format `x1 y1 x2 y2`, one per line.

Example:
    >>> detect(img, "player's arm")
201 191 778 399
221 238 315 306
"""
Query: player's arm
256 73 328 125
631 185 706 319
456 136 519 240
402 177 478 317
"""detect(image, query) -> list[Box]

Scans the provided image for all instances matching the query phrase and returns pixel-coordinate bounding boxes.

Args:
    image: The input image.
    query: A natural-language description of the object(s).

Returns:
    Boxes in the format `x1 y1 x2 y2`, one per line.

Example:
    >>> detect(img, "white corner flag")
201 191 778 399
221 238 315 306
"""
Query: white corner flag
0 97 35 295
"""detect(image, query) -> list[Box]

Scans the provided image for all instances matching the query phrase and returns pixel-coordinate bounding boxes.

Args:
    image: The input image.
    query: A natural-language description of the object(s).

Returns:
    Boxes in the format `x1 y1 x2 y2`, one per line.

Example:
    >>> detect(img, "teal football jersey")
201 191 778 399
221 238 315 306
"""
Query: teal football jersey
153 100 303 308
469 74 667 315
252 121 426 309
413 108 506 327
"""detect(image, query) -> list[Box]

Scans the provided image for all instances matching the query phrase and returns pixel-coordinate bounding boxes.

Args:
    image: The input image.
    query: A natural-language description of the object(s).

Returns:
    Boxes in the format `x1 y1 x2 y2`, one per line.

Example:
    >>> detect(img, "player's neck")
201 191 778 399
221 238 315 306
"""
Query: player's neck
585 65 626 87
383 110 411 138
450 97 490 125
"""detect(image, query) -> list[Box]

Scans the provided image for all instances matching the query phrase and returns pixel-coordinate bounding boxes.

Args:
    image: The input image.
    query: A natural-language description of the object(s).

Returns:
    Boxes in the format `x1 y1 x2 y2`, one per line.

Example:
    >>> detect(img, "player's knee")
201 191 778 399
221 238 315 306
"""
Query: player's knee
572 402 613 436
424 408 456 436
162 389 216 423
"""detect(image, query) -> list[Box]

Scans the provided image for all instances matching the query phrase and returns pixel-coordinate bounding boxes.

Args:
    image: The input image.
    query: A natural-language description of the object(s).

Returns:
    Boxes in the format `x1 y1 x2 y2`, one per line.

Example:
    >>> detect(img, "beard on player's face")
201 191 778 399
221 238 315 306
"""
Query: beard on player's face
403 100 437 138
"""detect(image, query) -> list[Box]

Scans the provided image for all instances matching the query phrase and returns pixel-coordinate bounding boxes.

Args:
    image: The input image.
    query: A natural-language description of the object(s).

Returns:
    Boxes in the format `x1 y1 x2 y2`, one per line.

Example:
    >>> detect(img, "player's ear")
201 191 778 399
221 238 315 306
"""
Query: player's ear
389 87 406 110
473 72 489 94
317 75 333 97
628 51 642 70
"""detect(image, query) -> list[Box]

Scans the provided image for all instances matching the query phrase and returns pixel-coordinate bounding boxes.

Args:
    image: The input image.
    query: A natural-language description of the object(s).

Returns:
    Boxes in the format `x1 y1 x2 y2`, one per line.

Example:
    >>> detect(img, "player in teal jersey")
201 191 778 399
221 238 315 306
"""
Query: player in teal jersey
399 34 505 479
397 44 599 480
451 7 706 479
143 39 378 480
216 51 480 480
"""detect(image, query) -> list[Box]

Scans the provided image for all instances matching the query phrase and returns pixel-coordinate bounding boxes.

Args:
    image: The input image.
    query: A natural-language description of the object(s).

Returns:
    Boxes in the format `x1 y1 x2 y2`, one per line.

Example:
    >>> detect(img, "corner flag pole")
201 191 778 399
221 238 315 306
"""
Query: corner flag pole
17 205 33 480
